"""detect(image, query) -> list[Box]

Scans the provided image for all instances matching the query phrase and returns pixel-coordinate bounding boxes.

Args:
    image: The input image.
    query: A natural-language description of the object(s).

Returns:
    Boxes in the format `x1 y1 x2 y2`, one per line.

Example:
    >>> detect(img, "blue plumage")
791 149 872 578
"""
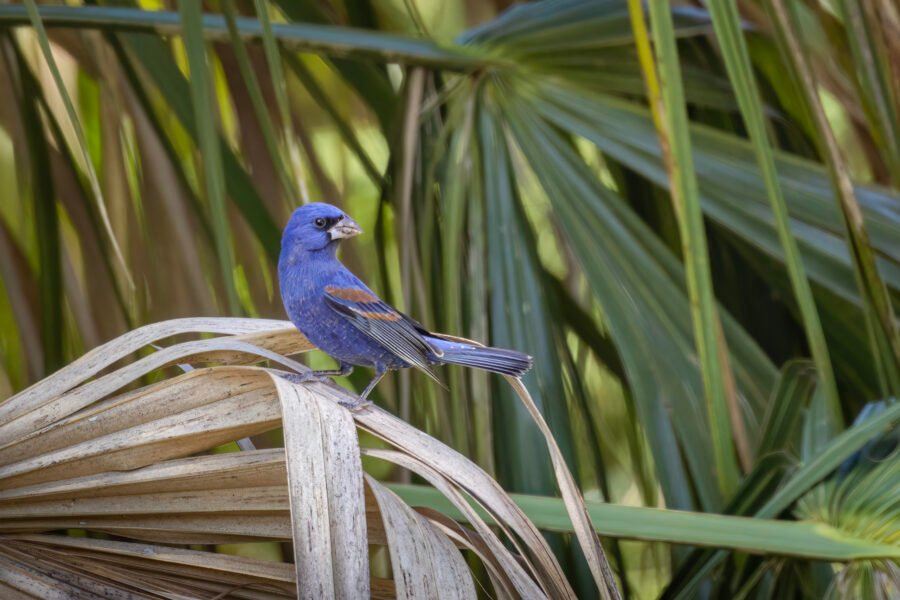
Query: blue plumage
278 203 532 408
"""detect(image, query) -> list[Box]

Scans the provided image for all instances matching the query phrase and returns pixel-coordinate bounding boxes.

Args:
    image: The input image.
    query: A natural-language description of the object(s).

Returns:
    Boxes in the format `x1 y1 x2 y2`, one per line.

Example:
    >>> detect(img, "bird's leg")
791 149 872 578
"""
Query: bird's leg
311 361 354 378
282 362 353 385
341 364 388 412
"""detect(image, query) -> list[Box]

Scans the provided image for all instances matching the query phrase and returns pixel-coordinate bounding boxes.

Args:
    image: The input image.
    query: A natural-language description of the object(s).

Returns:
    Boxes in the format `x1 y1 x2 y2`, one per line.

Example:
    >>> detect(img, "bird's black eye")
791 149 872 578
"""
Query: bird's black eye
314 218 326 228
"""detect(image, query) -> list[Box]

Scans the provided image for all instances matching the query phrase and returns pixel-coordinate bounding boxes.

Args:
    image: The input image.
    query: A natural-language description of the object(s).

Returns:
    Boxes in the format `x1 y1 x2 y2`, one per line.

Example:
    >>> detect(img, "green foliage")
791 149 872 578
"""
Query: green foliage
0 0 897 597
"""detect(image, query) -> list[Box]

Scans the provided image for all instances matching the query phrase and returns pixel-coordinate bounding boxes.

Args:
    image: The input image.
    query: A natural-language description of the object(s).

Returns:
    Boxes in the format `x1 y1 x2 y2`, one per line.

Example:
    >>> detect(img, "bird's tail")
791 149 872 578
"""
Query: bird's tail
426 335 533 377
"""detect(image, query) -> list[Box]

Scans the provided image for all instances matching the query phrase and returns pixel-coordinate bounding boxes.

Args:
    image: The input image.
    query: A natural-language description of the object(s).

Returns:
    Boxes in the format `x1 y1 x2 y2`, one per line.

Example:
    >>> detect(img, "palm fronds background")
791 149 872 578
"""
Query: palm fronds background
0 0 898 597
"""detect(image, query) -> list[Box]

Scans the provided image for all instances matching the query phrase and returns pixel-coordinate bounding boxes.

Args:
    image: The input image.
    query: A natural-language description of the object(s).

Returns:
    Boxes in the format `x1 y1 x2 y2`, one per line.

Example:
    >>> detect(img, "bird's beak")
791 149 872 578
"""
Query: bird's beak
329 216 363 240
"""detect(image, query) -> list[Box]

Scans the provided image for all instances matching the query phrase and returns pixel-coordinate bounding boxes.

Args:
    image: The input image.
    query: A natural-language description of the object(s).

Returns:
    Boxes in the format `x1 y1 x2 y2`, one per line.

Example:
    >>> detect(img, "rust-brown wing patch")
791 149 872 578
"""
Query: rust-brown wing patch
324 285 377 303
322 285 441 382
352 309 400 321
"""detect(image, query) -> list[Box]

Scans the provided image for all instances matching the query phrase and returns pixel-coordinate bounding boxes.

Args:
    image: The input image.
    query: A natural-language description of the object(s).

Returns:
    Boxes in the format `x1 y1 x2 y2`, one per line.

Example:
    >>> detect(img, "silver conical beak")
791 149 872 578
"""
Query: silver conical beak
329 215 363 240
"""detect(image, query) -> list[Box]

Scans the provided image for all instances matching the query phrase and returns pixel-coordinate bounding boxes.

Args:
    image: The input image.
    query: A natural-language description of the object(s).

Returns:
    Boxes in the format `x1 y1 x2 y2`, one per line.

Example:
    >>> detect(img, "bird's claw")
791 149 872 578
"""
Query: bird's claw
281 372 371 412
341 397 373 413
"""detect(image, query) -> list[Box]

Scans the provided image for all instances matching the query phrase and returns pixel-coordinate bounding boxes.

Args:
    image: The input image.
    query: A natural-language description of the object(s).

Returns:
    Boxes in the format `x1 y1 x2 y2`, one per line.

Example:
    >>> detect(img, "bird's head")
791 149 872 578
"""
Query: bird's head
281 202 363 254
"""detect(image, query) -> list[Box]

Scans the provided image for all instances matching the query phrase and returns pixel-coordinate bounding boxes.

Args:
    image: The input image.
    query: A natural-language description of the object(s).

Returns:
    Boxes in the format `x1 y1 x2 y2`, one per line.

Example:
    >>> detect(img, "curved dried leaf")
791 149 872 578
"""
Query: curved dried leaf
506 376 619 599
365 448 541 598
272 375 369 599
0 317 298 425
327 389 574 597
366 476 476 600
0 334 306 446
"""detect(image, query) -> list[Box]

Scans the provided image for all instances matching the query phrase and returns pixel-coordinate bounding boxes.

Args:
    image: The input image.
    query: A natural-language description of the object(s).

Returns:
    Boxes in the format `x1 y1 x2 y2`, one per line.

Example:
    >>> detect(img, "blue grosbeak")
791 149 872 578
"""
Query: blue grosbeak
279 202 532 409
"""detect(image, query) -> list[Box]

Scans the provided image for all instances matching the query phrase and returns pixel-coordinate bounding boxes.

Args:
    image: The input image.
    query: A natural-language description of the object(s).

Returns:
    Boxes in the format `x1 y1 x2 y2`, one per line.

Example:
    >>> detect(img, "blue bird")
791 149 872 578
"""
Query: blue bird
278 202 532 409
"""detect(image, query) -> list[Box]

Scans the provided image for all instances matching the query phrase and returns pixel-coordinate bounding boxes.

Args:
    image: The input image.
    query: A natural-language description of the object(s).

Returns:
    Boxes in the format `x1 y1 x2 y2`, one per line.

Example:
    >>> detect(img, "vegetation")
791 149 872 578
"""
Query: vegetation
0 0 897 598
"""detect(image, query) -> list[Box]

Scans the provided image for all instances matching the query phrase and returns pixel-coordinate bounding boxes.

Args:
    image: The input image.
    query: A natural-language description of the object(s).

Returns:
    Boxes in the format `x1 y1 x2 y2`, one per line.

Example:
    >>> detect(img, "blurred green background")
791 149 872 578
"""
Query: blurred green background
0 0 898 597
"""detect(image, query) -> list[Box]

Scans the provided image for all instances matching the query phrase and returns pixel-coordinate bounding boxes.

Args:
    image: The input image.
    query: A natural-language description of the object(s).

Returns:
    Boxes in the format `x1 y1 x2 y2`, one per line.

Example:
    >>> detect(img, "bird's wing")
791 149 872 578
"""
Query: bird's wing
323 284 440 381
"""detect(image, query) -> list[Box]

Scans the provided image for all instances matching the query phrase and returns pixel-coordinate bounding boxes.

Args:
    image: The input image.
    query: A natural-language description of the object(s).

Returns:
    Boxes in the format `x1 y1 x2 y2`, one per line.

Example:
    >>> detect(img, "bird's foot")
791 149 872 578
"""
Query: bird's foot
340 397 373 413
280 371 332 385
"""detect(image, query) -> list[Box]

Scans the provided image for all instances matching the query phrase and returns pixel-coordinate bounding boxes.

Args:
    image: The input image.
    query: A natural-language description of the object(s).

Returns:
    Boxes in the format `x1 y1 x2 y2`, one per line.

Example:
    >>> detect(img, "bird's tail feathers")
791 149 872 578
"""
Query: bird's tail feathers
428 336 532 377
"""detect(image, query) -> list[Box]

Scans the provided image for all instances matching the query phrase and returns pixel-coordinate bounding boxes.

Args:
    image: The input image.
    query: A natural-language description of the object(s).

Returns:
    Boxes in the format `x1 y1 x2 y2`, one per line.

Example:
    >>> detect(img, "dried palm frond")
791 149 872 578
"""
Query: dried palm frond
0 317 618 598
